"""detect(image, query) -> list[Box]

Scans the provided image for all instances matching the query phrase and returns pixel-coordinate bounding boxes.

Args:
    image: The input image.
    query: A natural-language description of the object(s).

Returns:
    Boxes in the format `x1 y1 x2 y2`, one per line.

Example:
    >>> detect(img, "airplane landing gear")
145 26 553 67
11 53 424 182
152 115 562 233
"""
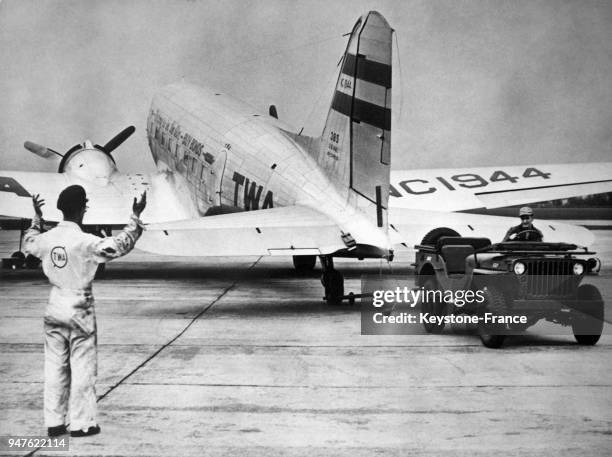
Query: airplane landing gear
320 256 344 306
2 220 40 270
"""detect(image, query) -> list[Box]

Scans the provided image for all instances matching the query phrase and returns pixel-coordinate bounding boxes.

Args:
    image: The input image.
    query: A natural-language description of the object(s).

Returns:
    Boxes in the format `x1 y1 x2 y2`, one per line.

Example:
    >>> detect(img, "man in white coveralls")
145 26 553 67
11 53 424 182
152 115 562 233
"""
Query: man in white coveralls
24 185 146 437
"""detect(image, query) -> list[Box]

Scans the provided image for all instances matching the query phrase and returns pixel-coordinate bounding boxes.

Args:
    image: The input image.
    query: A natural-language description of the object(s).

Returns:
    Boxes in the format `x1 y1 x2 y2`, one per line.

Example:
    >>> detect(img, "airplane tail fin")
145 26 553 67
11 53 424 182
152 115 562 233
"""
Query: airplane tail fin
317 11 393 228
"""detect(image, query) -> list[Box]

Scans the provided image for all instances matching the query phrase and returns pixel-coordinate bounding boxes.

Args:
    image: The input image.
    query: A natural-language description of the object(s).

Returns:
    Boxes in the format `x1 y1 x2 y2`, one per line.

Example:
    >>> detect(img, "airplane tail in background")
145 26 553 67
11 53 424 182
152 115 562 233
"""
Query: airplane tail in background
317 11 393 228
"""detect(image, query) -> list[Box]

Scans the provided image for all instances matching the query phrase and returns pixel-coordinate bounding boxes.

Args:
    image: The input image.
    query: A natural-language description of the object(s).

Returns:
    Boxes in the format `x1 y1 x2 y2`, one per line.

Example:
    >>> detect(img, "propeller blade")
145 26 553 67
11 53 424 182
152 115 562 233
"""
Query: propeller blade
24 141 63 159
103 125 135 153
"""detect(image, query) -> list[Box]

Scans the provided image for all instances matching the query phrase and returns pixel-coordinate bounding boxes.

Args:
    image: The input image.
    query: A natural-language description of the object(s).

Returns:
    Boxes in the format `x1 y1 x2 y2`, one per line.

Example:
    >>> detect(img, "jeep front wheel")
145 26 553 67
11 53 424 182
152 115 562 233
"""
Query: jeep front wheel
572 284 604 346
478 285 508 349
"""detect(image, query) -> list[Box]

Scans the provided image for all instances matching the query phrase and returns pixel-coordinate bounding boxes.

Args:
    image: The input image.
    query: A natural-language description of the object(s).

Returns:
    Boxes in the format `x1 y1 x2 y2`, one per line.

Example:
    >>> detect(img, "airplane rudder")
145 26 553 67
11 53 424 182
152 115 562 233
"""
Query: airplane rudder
320 11 393 169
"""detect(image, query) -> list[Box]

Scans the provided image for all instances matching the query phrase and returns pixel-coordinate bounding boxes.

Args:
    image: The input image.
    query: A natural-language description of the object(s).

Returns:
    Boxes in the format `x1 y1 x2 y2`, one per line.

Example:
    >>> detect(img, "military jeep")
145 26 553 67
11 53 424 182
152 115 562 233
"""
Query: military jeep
414 230 604 348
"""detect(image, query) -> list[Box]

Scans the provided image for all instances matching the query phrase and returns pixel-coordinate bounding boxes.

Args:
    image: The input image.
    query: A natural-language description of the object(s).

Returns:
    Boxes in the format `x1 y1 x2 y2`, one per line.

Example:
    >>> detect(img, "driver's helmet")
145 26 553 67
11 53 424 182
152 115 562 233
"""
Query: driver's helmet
519 206 534 217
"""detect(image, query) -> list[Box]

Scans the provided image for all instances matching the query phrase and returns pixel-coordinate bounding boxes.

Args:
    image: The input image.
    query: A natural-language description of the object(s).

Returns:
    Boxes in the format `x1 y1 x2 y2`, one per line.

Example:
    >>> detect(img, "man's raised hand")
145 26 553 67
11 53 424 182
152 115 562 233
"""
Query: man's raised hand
32 194 45 217
132 191 147 217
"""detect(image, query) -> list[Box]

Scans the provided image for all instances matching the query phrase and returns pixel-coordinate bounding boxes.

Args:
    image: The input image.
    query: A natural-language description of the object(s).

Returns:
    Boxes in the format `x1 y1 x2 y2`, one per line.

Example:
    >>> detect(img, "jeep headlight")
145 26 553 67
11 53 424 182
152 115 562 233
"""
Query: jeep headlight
587 258 601 273
513 261 526 275
573 263 584 275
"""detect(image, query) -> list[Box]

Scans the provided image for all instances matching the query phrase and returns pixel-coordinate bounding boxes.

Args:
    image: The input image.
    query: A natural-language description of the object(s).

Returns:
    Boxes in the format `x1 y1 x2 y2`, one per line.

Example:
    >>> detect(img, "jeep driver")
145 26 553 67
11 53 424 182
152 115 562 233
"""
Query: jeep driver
503 206 543 242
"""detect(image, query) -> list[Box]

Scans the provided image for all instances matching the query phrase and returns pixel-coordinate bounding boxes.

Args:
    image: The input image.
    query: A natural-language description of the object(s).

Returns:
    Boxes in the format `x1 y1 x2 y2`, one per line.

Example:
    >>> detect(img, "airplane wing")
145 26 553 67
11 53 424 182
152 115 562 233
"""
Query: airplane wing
139 206 347 256
1 172 71 222
389 163 612 212
388 208 596 249
0 170 198 225
141 204 598 258
0 170 364 257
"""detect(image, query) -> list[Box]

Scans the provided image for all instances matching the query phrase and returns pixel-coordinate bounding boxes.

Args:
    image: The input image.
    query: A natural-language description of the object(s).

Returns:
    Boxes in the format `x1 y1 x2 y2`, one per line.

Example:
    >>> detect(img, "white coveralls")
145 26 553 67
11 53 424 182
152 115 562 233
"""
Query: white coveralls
24 214 143 431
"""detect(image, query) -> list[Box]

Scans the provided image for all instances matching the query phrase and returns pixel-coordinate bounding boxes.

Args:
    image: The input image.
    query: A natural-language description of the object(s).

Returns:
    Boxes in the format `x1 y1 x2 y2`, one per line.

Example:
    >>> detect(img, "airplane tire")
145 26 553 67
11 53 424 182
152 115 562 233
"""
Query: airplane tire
421 227 460 246
572 284 604 346
24 254 40 269
478 286 507 349
293 255 316 273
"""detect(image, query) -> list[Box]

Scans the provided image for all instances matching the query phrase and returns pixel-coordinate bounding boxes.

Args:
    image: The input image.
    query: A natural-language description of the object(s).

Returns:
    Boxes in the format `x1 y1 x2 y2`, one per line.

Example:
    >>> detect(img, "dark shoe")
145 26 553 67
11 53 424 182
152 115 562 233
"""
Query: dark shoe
47 424 67 437
70 425 101 437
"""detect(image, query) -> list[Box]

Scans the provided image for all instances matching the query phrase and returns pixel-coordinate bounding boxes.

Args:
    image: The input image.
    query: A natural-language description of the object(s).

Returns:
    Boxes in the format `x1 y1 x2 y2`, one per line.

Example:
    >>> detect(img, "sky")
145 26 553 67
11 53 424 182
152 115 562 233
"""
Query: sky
0 0 610 173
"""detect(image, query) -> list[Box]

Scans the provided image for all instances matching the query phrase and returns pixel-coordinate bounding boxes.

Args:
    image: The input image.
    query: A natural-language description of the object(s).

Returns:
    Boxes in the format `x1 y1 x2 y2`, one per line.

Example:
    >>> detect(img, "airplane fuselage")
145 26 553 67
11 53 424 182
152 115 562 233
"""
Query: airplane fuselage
145 82 392 255
148 83 307 216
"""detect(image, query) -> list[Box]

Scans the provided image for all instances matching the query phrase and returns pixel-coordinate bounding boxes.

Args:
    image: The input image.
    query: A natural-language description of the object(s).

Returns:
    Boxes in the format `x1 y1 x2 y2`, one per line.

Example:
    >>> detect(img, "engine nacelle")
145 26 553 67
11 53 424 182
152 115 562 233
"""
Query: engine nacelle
59 141 118 185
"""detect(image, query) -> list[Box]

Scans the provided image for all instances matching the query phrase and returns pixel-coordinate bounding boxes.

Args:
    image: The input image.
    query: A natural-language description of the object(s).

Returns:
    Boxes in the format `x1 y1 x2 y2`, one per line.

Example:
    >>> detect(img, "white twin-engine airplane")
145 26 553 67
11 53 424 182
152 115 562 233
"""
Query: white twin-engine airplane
1 11 611 303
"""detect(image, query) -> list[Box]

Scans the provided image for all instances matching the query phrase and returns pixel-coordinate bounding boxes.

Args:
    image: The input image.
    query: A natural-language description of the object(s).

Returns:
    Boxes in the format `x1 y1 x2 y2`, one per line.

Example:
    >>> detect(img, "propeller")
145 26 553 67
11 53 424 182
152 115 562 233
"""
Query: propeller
96 125 136 153
23 126 136 173
24 125 135 162
23 141 63 159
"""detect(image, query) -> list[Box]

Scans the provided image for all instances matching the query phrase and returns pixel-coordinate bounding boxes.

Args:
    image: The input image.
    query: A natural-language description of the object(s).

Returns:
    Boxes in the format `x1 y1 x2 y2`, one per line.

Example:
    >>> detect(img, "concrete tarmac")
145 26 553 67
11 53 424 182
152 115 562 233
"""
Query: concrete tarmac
0 231 611 456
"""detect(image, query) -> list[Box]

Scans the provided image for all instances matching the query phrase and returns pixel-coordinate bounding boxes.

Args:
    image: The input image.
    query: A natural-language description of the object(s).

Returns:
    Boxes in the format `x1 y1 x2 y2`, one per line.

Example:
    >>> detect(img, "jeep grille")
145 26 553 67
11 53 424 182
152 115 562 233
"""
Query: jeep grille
523 259 577 298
